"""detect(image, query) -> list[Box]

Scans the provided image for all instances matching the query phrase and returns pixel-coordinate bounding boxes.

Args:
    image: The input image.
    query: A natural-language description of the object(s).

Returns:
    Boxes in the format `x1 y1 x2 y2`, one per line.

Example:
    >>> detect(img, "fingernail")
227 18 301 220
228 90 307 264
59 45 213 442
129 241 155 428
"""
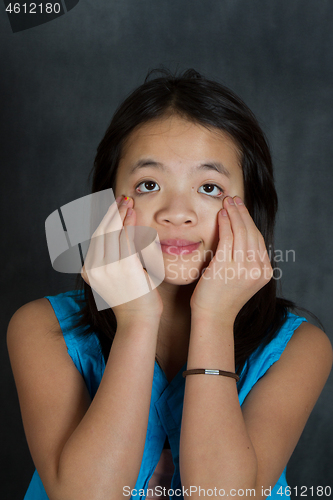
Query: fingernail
221 209 228 217
122 196 130 205
115 196 123 203
234 196 243 205
127 208 133 216
227 196 235 205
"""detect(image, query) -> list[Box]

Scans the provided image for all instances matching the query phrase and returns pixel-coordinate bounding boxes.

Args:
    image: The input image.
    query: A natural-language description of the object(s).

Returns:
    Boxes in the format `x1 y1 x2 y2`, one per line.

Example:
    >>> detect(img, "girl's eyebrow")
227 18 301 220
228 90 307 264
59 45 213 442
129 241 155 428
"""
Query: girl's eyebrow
129 158 231 178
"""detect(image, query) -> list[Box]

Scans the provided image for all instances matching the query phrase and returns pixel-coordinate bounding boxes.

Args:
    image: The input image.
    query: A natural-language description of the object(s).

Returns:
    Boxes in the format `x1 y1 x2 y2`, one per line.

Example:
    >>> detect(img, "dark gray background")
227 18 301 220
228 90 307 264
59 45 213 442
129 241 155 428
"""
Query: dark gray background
1 1 332 498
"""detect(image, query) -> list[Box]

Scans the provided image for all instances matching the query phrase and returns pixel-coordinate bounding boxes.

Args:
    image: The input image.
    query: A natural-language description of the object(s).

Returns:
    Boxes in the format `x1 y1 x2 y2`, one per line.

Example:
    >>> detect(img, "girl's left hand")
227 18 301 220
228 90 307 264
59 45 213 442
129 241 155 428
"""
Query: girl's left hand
190 196 273 324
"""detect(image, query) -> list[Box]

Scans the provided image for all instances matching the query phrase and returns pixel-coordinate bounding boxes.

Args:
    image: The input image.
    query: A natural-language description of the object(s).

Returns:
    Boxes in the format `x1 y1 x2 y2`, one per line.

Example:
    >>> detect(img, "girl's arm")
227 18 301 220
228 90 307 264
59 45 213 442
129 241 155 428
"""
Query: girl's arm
180 196 333 499
7 297 161 500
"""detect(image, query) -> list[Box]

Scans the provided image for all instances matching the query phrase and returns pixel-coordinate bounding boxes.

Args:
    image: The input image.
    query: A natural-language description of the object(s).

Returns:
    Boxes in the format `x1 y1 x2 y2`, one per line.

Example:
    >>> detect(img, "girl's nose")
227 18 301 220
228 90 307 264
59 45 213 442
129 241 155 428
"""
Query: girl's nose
155 198 198 227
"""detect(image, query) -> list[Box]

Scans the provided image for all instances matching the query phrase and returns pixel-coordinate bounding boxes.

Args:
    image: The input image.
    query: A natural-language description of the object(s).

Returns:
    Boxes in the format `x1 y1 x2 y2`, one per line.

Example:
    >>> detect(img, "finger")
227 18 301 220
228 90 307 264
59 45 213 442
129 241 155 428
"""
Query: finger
224 196 247 263
105 195 134 249
91 196 133 266
103 196 135 239
258 234 273 280
233 196 260 258
216 208 233 263
123 206 136 227
258 232 270 266
119 207 138 260
92 196 123 238
102 197 134 264
87 196 124 268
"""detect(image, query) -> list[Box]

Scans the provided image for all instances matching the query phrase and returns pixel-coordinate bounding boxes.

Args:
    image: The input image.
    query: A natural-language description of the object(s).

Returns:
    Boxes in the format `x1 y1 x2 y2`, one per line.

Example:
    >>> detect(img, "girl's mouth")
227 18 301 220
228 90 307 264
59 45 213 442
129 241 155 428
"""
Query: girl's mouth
158 239 201 255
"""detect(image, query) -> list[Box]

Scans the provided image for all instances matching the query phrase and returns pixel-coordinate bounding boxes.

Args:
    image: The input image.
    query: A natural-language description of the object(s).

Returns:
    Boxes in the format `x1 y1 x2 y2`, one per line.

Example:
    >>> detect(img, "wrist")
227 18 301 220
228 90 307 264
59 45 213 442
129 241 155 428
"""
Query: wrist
188 316 235 371
115 311 162 331
190 307 236 329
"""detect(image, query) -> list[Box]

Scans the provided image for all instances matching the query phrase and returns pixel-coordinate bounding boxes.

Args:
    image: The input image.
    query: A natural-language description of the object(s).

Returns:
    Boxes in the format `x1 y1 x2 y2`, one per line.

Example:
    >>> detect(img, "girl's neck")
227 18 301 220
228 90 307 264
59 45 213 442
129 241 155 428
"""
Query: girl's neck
157 280 195 330
155 281 196 382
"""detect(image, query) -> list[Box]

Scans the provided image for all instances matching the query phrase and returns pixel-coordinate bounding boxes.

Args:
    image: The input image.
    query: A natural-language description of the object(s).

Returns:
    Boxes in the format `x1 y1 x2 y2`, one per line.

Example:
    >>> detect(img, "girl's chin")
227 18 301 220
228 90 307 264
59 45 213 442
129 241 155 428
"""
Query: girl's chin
162 264 205 285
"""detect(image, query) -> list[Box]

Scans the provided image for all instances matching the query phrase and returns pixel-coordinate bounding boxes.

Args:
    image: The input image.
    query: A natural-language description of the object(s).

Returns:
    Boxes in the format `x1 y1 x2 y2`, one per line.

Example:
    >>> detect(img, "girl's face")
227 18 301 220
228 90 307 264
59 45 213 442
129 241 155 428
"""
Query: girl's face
115 115 244 284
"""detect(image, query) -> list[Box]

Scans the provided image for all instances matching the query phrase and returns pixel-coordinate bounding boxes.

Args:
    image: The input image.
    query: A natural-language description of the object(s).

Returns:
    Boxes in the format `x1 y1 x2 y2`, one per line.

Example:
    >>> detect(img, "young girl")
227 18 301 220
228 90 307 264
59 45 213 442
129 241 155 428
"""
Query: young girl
7 69 332 500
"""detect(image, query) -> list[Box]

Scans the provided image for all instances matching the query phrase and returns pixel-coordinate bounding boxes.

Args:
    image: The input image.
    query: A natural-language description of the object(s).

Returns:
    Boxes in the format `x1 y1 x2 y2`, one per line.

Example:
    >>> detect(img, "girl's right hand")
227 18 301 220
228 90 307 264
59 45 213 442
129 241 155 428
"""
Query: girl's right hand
81 196 164 324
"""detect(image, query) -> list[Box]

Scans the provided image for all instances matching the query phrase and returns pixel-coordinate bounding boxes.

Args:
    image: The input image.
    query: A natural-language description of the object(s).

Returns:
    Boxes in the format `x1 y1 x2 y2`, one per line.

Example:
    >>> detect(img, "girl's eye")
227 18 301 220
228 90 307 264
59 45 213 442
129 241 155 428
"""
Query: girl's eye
198 183 224 198
135 180 160 194
135 181 224 197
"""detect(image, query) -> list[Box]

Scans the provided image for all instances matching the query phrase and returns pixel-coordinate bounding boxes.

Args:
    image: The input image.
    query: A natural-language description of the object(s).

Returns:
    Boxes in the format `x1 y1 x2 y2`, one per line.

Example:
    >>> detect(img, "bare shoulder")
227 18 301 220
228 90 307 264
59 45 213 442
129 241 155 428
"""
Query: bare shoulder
7 297 65 356
281 320 333 380
262 320 333 405
8 296 60 331
6 297 75 401
242 320 333 419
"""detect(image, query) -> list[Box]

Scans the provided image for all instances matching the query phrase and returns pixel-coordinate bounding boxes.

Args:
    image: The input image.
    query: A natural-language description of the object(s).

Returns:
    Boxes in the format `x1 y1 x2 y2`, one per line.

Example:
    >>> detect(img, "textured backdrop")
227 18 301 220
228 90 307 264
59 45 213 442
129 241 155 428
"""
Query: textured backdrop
1 1 332 498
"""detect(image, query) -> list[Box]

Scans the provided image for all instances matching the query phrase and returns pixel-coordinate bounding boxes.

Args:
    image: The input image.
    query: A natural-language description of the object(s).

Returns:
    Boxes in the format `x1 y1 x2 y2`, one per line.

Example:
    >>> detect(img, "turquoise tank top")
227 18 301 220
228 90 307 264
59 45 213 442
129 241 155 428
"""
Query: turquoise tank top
24 290 308 499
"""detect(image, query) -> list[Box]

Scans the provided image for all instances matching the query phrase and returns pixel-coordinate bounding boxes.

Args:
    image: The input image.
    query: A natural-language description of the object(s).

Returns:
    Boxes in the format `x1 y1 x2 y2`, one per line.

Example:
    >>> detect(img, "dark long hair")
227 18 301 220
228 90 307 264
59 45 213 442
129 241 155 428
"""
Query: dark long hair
72 68 322 377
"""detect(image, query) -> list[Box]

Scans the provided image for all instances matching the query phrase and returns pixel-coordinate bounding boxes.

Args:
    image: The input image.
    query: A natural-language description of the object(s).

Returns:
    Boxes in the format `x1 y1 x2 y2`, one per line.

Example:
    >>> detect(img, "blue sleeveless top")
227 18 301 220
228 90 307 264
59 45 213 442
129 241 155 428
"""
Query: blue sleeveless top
24 290 308 499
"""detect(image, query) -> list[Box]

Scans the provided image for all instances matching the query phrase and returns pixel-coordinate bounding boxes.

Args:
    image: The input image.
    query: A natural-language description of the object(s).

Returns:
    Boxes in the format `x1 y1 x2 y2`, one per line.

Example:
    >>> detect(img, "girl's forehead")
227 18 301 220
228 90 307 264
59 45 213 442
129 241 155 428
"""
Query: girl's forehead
119 115 242 169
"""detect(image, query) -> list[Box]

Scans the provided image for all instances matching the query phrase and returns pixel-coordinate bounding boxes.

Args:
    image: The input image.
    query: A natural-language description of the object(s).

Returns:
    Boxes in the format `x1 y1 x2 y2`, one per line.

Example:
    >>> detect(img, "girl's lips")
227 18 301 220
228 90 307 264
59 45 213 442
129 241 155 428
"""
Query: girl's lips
157 239 201 255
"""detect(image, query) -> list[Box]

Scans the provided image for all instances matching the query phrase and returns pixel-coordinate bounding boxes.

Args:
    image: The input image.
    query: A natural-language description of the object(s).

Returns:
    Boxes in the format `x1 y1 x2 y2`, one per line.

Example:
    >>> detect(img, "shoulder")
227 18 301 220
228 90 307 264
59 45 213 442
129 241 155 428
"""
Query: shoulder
243 319 333 417
8 297 59 327
278 321 333 381
241 319 332 406
259 320 333 400
7 290 85 347
241 318 333 421
7 298 66 366
289 319 332 348
7 297 62 337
